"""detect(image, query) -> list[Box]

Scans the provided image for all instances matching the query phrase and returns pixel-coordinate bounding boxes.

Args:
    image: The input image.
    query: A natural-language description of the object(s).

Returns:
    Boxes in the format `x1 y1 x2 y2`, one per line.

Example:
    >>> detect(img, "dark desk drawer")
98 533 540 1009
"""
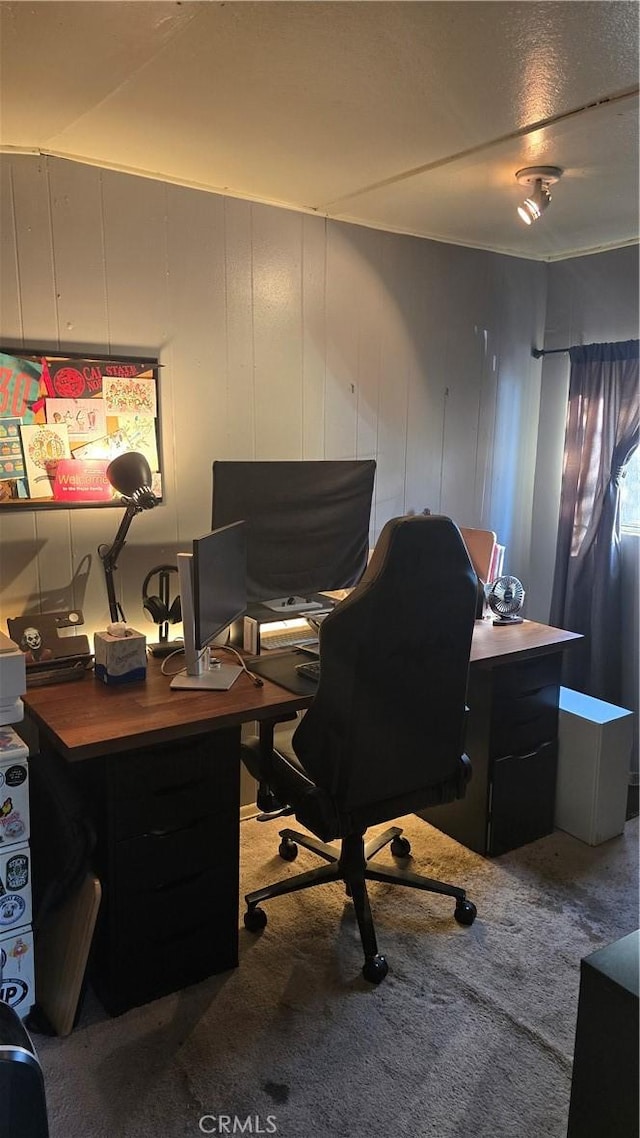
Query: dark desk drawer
114 814 216 887
95 909 239 1015
113 774 215 840
109 729 238 839
490 684 559 758
110 730 235 799
489 739 558 856
492 653 561 698
114 863 235 938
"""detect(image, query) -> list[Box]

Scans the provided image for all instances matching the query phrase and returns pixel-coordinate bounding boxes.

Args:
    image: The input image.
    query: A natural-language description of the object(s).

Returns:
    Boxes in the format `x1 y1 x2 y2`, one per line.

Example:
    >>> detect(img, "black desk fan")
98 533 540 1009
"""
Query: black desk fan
485 575 525 625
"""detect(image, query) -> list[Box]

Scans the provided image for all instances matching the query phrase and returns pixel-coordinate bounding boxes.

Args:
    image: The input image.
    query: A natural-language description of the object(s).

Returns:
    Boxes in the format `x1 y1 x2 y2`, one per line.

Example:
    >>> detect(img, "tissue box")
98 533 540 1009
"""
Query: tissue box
94 629 147 685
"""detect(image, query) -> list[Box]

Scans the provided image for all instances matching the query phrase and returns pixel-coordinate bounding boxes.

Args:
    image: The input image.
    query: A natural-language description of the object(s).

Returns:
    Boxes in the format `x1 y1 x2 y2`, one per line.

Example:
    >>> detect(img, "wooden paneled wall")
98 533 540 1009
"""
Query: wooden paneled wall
0 154 547 637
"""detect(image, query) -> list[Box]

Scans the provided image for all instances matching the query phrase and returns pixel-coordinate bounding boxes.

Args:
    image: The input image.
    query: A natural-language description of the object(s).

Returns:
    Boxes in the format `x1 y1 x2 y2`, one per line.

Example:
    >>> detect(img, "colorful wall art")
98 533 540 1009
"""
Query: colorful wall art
0 350 162 508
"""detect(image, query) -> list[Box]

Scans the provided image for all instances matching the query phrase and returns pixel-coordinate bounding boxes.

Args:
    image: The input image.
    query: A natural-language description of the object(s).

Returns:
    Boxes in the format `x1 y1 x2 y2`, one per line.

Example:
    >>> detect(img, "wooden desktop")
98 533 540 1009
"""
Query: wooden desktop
23 618 580 1015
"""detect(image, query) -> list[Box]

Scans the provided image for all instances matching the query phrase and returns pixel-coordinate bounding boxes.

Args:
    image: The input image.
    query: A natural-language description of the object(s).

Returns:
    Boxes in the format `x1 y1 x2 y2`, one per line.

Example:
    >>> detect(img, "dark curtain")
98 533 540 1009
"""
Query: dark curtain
549 340 639 702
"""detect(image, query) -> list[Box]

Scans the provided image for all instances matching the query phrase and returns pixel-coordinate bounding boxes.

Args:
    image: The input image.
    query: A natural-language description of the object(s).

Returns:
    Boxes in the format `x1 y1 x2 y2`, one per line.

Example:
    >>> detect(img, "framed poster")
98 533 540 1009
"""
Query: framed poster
0 348 162 509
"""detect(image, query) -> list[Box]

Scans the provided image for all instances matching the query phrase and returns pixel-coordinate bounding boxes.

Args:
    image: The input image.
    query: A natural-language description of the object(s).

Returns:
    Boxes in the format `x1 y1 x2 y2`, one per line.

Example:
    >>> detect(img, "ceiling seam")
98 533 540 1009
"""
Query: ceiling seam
24 7 203 148
316 85 640 210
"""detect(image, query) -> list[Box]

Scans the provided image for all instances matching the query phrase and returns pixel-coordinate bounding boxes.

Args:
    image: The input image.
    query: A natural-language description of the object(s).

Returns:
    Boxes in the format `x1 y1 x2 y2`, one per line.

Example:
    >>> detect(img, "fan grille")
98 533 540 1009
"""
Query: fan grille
488 575 525 617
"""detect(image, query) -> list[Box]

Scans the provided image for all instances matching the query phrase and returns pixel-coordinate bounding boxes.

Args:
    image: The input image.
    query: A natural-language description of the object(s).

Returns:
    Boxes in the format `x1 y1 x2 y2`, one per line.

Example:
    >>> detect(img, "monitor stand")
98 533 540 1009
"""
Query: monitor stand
262 595 324 614
170 663 242 691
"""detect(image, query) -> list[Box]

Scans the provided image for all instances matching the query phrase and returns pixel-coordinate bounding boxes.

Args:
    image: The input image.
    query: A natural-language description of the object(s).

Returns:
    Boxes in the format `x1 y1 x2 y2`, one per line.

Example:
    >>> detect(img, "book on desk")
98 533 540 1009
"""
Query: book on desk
6 613 93 687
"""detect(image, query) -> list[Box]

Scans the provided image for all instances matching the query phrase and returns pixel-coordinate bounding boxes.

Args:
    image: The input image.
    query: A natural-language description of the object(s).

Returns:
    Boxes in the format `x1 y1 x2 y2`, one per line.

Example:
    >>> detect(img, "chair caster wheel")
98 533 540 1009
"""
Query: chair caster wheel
244 905 268 932
390 835 411 858
454 898 477 926
278 838 298 861
362 954 388 984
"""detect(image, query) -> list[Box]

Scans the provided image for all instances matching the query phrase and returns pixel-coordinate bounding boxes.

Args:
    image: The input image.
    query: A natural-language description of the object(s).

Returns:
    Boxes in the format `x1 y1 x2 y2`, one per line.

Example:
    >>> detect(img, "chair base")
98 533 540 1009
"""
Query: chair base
244 825 477 982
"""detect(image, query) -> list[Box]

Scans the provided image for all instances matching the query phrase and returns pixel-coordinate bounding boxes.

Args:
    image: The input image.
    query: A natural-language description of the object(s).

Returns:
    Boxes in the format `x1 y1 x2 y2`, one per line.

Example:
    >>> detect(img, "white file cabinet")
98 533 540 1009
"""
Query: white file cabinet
555 687 633 846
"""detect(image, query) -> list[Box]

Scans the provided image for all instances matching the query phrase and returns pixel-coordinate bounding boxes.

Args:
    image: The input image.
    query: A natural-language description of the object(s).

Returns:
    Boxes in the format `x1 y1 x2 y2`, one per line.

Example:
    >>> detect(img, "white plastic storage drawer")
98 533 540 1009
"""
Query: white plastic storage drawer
556 687 633 845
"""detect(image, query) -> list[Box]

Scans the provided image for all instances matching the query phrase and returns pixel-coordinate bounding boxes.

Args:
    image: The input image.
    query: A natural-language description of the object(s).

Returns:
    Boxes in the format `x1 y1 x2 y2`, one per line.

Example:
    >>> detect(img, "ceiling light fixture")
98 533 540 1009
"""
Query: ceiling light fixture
515 166 562 225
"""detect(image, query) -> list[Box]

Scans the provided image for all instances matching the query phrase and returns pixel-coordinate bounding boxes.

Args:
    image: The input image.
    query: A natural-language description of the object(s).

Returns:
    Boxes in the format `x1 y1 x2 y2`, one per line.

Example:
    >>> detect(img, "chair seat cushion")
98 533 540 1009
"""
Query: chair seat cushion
268 745 471 844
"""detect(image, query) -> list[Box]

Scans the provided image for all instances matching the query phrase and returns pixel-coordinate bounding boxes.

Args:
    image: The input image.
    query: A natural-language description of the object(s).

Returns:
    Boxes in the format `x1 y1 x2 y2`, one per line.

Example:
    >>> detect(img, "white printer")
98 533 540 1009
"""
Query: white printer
0 632 26 727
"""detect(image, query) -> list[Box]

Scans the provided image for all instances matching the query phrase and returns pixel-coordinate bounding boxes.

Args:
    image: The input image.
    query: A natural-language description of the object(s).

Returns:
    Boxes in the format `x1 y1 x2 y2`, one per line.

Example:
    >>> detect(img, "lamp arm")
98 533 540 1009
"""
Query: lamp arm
99 502 140 623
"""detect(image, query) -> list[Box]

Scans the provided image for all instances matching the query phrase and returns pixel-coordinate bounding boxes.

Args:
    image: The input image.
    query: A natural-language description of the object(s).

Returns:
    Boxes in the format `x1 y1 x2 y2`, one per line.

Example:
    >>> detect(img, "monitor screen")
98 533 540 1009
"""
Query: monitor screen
192 520 247 650
211 460 376 604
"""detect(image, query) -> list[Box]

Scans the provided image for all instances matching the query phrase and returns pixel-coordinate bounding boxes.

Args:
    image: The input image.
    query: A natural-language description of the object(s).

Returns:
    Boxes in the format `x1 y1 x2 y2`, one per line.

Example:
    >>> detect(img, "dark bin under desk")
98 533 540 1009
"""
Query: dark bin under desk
420 649 562 856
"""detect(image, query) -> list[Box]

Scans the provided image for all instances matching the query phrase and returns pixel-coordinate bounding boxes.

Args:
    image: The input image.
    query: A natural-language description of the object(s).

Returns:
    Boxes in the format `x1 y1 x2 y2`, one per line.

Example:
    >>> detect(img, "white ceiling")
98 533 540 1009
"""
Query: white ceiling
1 1 638 261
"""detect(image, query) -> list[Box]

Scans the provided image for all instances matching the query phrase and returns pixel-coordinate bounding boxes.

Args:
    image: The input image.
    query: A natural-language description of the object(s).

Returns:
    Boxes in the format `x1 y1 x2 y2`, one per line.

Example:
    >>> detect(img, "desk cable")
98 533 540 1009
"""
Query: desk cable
159 643 264 687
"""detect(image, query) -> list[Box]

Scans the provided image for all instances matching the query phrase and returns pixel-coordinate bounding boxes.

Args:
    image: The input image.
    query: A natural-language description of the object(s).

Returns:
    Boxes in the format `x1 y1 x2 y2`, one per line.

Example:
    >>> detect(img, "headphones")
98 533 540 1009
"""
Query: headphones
142 564 182 626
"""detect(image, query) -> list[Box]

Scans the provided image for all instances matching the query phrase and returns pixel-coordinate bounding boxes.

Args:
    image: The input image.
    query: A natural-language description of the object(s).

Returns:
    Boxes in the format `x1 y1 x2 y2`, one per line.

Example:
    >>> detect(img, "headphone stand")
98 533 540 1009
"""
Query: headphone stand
143 566 183 658
148 631 184 659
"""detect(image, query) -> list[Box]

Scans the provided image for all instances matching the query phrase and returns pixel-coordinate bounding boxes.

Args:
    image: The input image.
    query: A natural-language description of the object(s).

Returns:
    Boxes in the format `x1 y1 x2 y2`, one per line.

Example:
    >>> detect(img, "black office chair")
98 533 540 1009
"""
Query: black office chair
243 514 479 983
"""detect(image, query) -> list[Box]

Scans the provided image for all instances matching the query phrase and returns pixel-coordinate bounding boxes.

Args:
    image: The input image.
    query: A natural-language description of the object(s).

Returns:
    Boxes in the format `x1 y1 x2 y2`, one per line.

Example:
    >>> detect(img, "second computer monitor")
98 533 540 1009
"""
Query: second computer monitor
192 520 247 652
211 460 376 606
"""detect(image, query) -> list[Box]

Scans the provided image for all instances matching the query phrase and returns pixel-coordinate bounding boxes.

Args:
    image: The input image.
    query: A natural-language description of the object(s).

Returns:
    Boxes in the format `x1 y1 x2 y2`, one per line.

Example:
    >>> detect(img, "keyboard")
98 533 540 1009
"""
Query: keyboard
261 630 319 651
295 660 321 682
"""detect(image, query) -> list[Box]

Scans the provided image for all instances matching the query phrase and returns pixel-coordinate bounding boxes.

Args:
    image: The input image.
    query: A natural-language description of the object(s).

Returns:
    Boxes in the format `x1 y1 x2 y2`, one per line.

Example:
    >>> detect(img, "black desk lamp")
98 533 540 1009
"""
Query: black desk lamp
99 451 158 623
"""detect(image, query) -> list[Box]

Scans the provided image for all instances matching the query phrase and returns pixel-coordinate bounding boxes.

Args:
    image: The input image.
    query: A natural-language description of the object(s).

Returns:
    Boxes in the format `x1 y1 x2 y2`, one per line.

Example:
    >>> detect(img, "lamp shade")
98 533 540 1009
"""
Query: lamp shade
106 451 152 498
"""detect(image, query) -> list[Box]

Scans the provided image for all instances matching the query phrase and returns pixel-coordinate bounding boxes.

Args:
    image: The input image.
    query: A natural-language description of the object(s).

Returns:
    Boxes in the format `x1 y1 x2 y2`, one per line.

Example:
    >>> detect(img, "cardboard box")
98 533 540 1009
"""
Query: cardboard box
94 628 147 685
0 729 29 848
0 925 35 1019
0 842 31 932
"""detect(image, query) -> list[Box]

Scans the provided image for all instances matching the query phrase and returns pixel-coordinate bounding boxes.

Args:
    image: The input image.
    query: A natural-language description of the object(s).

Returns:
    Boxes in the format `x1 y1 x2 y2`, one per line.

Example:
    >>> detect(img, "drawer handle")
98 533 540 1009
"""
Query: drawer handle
498 742 552 762
153 869 208 893
144 815 209 839
514 685 548 700
151 921 211 948
153 778 206 798
135 919 211 948
518 715 548 728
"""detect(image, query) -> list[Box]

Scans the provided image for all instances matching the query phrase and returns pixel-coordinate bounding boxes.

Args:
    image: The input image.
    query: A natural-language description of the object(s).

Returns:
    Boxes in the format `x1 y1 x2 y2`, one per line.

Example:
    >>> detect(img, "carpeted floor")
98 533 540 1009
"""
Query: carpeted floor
35 813 638 1138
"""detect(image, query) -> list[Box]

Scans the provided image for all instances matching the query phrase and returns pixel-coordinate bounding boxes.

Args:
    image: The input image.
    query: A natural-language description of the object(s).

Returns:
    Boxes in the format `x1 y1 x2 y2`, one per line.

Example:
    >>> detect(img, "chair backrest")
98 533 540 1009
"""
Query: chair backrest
292 514 478 815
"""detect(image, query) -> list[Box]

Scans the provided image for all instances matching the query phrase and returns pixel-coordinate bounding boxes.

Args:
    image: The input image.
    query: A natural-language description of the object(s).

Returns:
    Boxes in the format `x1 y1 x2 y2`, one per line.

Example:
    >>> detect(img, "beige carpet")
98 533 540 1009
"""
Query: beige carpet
36 813 638 1138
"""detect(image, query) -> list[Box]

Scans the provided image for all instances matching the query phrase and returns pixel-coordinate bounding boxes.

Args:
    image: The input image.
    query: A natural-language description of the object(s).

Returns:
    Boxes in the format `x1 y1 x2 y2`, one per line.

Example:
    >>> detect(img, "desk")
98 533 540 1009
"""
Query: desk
23 665 309 1015
23 619 579 1014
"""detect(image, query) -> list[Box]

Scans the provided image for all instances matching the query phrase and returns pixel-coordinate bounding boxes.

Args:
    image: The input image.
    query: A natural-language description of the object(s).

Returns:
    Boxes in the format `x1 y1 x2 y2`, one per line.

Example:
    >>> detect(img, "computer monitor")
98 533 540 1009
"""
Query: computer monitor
171 521 246 691
211 460 376 610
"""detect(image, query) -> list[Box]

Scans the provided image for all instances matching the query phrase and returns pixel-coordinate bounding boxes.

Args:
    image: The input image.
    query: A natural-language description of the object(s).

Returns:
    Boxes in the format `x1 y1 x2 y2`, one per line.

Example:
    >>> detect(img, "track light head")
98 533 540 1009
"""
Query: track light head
515 166 562 226
517 179 550 224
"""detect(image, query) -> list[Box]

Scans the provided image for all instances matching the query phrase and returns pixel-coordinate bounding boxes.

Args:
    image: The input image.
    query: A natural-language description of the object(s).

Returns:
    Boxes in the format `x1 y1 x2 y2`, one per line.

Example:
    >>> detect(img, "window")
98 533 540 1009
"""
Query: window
621 448 640 532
